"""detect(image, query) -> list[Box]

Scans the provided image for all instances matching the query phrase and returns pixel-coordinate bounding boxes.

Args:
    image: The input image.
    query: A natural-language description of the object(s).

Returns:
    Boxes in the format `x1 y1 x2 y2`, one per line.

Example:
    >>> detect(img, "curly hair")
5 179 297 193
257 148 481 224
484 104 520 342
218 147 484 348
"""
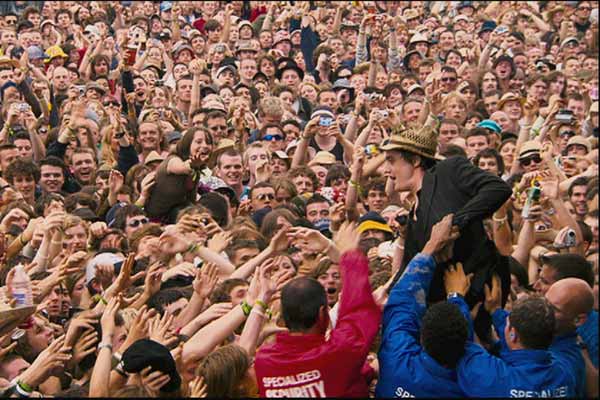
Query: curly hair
421 302 468 369
4 159 40 183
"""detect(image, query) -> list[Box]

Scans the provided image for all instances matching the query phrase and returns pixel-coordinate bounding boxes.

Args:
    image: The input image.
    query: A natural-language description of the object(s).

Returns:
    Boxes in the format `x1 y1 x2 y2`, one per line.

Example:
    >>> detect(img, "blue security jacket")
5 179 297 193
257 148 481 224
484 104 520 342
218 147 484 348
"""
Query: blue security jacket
577 309 598 368
550 332 586 398
376 253 469 398
456 308 577 398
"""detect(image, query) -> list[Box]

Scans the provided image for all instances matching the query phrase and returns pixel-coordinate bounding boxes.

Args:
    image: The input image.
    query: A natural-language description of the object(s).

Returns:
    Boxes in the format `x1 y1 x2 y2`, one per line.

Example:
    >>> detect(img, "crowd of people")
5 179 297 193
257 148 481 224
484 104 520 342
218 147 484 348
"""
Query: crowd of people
0 0 597 397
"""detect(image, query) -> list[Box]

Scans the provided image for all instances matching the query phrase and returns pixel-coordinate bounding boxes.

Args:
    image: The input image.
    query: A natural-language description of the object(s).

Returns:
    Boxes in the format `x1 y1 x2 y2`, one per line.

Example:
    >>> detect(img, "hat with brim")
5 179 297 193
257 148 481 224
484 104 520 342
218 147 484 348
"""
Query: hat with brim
340 22 360 32
380 124 438 160
357 219 393 234
253 71 269 83
403 50 423 69
238 20 254 32
0 56 20 69
273 30 292 46
566 135 591 153
479 20 497 35
308 151 336 167
166 131 182 144
403 9 419 20
518 140 542 159
216 64 238 78
44 45 68 62
85 82 106 95
406 83 425 97
236 42 258 54
199 84 218 97
71 207 100 222
172 43 194 56
497 92 524 110
454 14 469 23
561 36 579 49
409 32 429 46
145 150 164 166
275 61 304 81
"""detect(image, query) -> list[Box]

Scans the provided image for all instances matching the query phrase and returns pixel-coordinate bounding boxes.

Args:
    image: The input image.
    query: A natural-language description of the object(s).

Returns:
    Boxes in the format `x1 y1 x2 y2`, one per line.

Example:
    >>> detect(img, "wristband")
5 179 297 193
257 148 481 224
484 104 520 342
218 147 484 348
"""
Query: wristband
97 342 113 352
187 243 199 254
254 299 268 311
492 214 507 222
250 308 265 319
92 294 108 305
17 380 33 393
18 235 26 246
241 300 252 317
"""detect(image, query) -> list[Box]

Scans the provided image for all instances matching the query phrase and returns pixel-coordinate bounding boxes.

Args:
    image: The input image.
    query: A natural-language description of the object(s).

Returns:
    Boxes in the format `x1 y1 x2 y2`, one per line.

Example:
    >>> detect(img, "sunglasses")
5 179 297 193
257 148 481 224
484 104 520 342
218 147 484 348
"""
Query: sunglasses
127 217 149 228
209 125 228 131
520 155 541 166
560 130 576 138
263 134 283 141
103 101 119 107
578 6 592 11
441 76 457 82
257 193 275 201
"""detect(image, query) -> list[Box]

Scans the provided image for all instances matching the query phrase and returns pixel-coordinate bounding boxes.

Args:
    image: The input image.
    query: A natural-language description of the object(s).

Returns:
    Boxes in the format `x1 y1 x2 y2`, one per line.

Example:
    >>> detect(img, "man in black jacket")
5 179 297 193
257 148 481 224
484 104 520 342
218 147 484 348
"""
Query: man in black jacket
381 119 512 340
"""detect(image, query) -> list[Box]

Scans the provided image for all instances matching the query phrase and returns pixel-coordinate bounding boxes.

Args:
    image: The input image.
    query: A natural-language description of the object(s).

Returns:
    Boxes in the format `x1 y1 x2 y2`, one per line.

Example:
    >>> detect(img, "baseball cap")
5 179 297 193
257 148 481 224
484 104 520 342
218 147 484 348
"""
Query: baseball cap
122 339 181 393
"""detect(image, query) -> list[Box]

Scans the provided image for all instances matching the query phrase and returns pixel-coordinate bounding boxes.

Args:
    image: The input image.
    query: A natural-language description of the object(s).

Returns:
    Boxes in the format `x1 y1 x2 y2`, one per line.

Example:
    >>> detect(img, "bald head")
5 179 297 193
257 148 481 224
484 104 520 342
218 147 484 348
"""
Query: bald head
545 278 594 335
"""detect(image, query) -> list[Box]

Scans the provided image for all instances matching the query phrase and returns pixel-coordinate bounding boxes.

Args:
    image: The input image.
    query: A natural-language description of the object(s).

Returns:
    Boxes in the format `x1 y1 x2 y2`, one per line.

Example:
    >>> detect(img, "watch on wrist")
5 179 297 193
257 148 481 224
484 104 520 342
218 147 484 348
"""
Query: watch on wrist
447 292 463 300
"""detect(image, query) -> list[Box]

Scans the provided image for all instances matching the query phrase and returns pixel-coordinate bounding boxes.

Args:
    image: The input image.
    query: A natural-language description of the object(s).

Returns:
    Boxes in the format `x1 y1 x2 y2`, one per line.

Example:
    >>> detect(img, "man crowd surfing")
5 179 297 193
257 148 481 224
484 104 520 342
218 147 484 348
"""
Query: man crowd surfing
0 0 597 397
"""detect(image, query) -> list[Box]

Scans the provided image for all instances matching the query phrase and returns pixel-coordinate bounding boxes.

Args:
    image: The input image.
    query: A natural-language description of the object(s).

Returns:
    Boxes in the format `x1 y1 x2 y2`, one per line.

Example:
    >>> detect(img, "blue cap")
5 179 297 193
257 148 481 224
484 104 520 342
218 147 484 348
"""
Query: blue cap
479 20 497 35
477 119 502 134
160 1 173 12
27 46 48 60
106 202 128 227
458 1 474 9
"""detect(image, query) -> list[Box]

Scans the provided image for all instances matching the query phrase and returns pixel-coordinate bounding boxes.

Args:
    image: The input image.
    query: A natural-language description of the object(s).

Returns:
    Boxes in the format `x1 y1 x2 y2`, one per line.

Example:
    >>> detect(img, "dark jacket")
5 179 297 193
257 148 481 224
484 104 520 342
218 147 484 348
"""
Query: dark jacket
391 156 512 315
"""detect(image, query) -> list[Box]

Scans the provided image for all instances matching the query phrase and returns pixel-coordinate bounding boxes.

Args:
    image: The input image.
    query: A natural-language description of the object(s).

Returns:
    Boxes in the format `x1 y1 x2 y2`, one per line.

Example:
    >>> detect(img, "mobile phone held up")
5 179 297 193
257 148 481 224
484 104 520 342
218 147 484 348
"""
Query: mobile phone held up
319 116 333 127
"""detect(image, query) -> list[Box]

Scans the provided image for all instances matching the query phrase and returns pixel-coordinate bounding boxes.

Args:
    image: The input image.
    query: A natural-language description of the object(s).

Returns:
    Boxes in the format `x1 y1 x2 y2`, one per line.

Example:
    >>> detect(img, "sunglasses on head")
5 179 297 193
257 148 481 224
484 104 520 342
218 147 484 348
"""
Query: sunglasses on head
263 134 283 141
127 217 149 228
520 154 541 166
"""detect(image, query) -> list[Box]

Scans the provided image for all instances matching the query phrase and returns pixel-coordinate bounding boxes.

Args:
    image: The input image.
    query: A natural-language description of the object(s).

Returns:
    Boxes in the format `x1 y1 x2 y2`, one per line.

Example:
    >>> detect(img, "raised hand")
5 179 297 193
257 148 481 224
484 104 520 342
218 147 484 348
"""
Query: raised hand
333 221 360 255
140 366 171 396
193 263 219 299
148 312 177 348
484 274 502 314
443 262 473 297
189 375 207 397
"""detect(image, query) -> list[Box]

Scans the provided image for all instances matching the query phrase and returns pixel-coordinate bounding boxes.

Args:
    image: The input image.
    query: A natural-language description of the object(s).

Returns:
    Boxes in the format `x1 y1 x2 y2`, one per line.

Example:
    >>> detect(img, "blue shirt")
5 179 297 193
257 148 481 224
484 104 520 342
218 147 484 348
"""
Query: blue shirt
577 309 598 368
550 332 586 397
457 308 576 398
376 253 467 398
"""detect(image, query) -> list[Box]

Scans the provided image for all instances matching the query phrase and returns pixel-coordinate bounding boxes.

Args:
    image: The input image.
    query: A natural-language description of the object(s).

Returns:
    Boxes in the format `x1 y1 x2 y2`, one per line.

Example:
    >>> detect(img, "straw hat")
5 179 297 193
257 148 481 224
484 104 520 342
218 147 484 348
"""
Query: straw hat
497 92 525 110
380 124 438 159
144 150 165 166
308 151 336 167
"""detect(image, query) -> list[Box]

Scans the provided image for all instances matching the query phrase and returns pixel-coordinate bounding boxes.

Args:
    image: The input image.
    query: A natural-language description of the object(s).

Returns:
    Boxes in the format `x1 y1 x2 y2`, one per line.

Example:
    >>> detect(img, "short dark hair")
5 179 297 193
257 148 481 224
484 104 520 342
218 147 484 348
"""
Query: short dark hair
210 278 249 304
509 296 555 350
204 19 222 32
34 192 64 216
395 149 436 170
440 144 468 158
147 288 188 315
465 127 490 141
421 302 468 369
281 277 327 332
472 148 505 176
568 177 588 197
306 193 330 209
362 177 386 199
4 159 40 183
112 205 145 231
249 182 275 200
325 164 350 187
542 253 594 288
